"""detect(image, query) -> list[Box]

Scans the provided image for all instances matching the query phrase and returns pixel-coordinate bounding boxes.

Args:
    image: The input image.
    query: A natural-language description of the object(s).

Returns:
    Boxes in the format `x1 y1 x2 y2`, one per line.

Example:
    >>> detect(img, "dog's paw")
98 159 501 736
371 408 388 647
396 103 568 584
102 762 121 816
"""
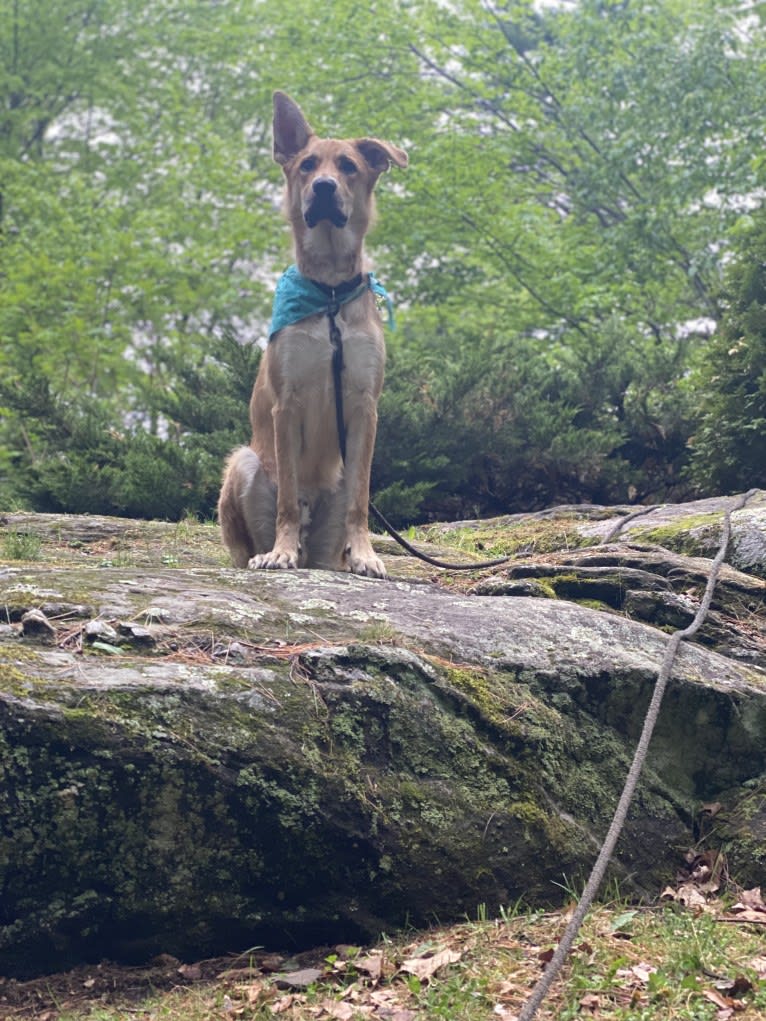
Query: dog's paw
248 549 299 570
344 543 387 579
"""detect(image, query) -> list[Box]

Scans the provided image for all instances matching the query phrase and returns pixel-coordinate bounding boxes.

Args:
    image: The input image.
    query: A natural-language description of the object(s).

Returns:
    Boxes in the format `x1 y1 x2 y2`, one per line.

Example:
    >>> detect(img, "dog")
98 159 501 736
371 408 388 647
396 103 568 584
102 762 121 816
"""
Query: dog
217 91 407 577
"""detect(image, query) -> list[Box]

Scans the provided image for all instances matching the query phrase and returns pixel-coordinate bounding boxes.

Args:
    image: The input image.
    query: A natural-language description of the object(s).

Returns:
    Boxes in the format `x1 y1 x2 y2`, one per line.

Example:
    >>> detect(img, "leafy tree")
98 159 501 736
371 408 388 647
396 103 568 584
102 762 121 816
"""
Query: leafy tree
372 0 765 516
0 0 273 511
1 0 764 522
688 213 766 493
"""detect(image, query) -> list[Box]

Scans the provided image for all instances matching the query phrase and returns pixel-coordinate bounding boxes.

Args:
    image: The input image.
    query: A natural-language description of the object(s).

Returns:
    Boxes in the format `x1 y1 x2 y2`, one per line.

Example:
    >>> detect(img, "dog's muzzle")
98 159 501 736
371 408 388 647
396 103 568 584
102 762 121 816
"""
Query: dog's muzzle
304 176 348 229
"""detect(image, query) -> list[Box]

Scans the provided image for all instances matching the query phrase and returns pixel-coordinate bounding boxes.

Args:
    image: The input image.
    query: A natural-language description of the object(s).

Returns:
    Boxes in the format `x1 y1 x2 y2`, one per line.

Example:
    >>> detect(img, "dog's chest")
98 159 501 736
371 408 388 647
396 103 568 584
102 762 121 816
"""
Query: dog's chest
278 313 385 395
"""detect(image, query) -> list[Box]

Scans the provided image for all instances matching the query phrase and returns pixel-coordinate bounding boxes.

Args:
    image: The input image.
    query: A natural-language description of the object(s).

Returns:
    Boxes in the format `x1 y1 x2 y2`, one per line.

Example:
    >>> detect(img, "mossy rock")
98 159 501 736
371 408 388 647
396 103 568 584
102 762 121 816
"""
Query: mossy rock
1 502 765 977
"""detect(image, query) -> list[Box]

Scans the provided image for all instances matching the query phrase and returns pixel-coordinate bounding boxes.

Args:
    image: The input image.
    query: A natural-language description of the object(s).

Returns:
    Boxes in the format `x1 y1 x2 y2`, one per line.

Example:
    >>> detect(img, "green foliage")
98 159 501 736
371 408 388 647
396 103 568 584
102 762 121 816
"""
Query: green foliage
5 332 262 520
688 211 766 492
2 530 41 561
1 0 764 522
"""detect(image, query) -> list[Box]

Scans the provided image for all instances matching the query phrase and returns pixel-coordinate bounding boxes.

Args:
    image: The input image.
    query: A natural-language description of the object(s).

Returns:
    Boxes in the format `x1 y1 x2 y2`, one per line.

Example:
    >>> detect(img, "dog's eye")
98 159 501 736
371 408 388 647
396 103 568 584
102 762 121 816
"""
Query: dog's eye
338 156 358 175
299 156 318 172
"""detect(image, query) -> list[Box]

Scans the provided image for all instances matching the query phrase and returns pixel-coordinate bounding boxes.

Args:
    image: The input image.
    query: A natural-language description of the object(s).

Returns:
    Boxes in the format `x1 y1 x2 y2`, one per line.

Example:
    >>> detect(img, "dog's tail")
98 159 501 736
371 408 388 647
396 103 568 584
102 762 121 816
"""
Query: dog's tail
218 447 276 567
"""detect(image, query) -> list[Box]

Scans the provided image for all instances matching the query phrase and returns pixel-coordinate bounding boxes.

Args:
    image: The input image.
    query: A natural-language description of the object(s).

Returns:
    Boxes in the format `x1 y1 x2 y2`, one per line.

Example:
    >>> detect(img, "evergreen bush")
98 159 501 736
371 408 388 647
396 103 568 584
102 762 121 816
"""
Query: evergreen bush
688 215 766 493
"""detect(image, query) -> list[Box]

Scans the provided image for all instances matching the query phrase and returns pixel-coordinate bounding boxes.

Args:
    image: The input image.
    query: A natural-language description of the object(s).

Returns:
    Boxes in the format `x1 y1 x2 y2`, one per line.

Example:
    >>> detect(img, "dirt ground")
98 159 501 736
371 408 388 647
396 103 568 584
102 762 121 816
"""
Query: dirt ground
0 946 300 1019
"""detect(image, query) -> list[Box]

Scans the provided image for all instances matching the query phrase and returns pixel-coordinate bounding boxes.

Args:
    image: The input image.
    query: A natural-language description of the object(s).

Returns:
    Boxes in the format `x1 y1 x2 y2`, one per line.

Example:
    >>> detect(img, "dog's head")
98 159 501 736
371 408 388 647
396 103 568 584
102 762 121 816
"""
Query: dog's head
272 91 408 236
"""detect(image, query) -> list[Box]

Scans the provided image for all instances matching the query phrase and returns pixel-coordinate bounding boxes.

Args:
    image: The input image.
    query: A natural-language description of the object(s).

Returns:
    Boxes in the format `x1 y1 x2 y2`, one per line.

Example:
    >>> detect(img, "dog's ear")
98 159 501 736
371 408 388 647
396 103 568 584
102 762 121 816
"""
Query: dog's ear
273 91 314 165
355 138 409 176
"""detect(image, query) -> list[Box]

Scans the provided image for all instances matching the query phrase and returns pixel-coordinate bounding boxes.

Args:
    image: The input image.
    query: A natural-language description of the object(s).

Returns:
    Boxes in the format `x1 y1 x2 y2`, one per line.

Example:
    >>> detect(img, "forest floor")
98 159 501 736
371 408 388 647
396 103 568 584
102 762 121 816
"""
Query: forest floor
3 893 766 1021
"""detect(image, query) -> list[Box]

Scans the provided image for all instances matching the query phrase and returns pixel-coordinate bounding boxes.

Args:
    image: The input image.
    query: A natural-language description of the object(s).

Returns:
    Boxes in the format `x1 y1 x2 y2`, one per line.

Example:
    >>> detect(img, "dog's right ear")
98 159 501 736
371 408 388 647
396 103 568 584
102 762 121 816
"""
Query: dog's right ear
273 91 314 165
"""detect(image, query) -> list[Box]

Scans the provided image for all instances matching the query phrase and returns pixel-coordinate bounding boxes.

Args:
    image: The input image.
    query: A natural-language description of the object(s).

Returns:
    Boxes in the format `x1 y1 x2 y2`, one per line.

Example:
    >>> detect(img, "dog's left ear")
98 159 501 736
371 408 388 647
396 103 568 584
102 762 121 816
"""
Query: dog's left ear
273 91 314 165
355 138 409 176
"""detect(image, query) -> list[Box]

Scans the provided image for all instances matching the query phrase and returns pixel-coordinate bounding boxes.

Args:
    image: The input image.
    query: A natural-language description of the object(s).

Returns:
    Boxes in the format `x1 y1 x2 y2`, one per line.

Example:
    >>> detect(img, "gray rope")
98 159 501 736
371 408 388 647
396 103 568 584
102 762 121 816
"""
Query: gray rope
517 489 756 1021
600 503 664 545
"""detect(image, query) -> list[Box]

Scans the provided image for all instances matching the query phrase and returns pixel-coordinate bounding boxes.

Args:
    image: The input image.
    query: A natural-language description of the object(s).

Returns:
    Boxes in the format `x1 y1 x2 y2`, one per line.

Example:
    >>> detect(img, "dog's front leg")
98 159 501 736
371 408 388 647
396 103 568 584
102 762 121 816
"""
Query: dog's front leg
342 392 386 578
249 402 301 570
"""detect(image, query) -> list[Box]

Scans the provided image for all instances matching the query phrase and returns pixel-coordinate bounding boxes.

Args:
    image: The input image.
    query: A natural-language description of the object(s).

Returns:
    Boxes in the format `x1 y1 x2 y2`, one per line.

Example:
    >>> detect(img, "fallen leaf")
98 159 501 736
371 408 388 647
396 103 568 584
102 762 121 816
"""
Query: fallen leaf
686 849 726 893
272 993 298 1014
355 953 384 982
318 1000 356 1020
579 992 600 1013
702 988 747 1014
492 979 529 1000
399 947 461 982
704 989 733 1009
234 980 270 1005
492 1006 519 1020
630 963 657 985
369 988 402 1007
665 882 708 908
736 887 765 911
748 955 766 977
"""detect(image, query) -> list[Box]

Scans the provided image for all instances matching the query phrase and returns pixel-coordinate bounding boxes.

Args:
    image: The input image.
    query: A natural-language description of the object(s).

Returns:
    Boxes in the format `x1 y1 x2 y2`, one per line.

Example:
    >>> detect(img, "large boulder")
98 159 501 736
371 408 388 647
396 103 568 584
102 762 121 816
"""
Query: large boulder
0 494 764 977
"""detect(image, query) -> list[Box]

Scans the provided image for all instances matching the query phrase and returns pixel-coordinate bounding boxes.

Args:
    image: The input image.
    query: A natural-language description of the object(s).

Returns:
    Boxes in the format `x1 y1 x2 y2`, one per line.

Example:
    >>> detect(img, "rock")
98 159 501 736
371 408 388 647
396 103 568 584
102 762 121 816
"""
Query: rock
275 967 324 990
0 495 764 979
84 620 119 643
20 609 56 642
472 543 766 667
576 491 766 578
116 622 157 647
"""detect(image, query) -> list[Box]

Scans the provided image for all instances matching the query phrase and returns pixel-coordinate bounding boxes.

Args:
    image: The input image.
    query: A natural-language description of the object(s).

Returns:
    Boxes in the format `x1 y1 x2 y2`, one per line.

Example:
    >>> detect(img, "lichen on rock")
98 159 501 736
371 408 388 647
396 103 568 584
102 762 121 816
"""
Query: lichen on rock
0 496 764 977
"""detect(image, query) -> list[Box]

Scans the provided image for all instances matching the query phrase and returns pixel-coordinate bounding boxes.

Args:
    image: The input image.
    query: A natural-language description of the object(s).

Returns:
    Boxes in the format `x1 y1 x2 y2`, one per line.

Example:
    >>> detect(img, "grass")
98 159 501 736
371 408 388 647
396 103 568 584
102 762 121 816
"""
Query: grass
19 902 766 1021
2 530 42 561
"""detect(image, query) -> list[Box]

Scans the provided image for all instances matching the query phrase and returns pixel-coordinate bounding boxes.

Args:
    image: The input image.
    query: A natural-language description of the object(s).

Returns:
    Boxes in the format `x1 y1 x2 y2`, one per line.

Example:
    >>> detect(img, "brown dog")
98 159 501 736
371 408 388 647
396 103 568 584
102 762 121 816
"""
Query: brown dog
217 92 407 577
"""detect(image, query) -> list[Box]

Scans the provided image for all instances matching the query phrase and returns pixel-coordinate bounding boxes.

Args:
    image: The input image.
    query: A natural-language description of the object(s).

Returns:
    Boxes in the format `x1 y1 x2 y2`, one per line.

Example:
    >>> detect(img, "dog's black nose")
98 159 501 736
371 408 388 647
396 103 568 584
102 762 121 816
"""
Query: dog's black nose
312 176 337 195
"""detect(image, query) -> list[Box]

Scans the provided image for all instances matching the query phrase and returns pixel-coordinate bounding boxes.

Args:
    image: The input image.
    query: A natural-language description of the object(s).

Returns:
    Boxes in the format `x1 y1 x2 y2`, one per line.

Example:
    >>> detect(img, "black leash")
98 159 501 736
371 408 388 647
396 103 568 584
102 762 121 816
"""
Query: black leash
367 501 513 571
316 279 512 572
307 274 364 466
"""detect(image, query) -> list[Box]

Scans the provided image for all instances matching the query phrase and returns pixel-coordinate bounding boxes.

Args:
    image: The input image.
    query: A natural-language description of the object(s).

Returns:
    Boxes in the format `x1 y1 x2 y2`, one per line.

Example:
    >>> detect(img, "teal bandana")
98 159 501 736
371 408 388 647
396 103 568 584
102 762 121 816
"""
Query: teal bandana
268 265 395 341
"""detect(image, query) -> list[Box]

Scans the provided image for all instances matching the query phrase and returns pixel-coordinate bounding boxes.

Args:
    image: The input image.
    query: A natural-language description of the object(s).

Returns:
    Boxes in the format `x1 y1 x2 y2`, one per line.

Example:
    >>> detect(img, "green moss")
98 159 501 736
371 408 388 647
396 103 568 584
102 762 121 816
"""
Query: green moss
633 512 723 554
440 664 562 751
575 598 612 612
0 663 29 689
0 645 50 694
507 800 548 826
416 514 597 560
